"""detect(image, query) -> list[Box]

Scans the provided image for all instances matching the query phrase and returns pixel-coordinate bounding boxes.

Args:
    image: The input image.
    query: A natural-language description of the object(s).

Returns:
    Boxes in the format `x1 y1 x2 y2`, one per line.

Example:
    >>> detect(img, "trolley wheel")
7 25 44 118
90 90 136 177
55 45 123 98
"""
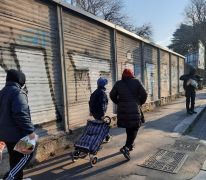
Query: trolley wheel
90 156 98 167
71 153 76 162
104 116 111 125
71 150 80 162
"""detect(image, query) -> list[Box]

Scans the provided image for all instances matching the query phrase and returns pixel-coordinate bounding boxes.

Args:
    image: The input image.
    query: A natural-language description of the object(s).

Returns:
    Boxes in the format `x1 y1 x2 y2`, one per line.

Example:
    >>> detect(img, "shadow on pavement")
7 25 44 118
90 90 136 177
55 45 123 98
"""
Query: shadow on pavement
66 159 128 180
26 151 124 180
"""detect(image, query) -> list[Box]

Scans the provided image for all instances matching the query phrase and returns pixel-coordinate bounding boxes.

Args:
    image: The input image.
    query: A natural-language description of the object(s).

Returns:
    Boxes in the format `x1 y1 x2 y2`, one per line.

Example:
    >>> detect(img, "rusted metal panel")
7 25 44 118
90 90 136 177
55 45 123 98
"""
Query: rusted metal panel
62 10 113 129
116 32 142 81
179 57 185 93
171 55 178 95
160 50 170 98
0 0 62 125
144 44 158 102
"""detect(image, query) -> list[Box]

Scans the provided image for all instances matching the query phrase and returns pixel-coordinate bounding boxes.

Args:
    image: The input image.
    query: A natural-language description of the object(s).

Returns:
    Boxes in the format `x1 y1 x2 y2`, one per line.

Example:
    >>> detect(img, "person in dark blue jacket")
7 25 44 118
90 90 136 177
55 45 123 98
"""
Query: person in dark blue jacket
0 69 36 180
89 77 111 142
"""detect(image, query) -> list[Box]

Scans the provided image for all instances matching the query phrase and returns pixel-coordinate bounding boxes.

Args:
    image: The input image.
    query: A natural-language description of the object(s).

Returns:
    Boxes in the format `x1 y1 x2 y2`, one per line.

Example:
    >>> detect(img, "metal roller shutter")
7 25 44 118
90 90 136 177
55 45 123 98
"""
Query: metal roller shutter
144 44 158 102
160 50 170 98
116 32 142 81
0 0 62 125
171 55 178 95
62 10 113 129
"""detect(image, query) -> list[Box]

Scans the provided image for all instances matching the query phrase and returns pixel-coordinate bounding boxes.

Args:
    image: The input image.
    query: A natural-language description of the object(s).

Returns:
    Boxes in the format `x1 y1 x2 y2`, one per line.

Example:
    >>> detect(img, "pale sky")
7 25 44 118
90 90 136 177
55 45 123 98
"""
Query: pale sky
123 0 190 47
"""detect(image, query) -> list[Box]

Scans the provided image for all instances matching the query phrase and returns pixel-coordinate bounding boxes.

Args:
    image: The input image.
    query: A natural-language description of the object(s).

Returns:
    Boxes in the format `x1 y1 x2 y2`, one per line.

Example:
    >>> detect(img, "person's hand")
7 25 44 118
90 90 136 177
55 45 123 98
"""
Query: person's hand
21 148 34 155
28 132 38 141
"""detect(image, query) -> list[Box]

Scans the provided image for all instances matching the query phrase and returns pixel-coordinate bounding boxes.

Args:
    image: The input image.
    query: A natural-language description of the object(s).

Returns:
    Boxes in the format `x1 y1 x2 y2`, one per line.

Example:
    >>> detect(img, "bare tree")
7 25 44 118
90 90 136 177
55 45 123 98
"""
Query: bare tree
74 0 129 27
185 0 206 25
184 0 206 45
169 0 206 54
67 0 153 39
132 23 153 40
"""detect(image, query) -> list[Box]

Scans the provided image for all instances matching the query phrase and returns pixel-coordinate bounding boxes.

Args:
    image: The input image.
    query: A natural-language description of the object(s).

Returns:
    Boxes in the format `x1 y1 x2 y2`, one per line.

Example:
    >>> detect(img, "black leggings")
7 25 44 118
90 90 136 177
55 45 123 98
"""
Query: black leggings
185 91 196 111
125 128 139 149
3 142 33 180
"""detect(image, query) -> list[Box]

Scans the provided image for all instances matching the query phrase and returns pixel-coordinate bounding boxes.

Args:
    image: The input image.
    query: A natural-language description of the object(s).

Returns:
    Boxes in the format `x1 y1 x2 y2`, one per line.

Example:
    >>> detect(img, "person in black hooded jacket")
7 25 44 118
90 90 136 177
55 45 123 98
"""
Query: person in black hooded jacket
0 69 36 180
180 67 201 114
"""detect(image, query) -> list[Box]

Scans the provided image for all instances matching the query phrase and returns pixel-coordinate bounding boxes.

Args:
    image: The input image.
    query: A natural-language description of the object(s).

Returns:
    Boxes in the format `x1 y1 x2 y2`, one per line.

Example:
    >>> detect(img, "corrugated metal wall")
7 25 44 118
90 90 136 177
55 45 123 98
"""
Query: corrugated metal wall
0 0 62 125
171 54 178 95
116 32 142 80
160 50 170 97
144 44 158 101
0 0 186 131
62 10 113 129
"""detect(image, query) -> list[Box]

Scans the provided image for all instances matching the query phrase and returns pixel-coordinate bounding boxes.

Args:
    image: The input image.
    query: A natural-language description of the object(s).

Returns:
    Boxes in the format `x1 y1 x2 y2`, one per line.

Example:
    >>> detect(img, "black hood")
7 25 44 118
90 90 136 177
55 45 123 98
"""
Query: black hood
6 69 26 87
189 68 196 75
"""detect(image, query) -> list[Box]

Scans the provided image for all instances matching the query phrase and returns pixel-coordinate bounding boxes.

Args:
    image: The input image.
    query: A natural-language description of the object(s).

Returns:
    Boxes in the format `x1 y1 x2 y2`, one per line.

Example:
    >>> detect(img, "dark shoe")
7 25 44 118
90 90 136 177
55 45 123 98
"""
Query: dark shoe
191 111 197 114
120 146 130 160
187 111 193 115
128 144 135 151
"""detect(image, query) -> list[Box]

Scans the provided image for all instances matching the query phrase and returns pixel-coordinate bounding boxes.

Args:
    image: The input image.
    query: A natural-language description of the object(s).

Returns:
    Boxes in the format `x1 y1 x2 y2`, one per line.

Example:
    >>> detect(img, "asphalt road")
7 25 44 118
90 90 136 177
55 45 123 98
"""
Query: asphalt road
188 109 206 140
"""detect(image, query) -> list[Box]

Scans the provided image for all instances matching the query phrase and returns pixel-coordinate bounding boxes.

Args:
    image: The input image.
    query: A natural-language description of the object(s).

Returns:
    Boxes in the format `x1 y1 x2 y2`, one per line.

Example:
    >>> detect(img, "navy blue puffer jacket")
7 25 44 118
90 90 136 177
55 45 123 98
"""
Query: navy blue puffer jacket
0 82 34 142
89 86 108 120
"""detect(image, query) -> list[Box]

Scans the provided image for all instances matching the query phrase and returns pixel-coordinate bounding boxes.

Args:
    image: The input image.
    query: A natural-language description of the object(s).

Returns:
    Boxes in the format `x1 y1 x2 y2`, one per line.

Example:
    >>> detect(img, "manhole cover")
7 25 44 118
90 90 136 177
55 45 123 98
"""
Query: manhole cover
171 140 199 151
139 149 188 173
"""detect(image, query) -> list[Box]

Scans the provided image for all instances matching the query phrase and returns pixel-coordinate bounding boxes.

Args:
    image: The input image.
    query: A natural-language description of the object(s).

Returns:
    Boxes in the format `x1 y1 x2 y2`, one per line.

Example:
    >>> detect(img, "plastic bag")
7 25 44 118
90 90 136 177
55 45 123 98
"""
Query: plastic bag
0 141 6 162
187 79 198 89
14 135 38 154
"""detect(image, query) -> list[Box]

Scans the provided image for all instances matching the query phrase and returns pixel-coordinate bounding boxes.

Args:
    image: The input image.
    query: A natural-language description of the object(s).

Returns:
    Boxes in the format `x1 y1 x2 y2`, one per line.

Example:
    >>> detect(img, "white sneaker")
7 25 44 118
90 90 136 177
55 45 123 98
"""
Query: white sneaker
23 178 32 180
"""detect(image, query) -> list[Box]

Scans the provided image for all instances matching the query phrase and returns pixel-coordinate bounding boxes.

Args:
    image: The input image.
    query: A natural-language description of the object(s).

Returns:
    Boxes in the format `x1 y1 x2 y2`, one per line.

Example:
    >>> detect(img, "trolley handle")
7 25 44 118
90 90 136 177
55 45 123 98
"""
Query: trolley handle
103 116 111 125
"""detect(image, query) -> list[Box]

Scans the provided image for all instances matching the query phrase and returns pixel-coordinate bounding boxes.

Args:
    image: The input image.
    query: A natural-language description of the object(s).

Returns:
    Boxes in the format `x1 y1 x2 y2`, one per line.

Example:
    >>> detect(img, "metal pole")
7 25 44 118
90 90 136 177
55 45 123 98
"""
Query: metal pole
177 57 180 94
169 53 172 96
112 29 118 84
140 41 145 84
112 28 118 113
57 5 69 132
157 49 161 99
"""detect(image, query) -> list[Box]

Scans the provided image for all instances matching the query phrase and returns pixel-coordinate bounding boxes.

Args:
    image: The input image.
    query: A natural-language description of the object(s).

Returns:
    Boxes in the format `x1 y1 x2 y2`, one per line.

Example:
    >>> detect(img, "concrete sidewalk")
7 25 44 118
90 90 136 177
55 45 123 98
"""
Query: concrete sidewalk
23 89 206 180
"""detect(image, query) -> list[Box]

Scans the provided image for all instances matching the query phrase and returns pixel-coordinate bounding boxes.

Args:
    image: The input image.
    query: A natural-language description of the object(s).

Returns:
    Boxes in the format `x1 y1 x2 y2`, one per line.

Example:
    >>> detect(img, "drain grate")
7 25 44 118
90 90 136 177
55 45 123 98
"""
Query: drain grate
172 140 199 152
139 149 188 173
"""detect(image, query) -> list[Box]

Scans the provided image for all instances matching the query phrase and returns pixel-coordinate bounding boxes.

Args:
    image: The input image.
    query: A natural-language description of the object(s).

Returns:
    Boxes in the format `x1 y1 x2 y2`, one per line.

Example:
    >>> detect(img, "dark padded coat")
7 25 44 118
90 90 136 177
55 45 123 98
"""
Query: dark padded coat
110 78 147 128
0 82 34 142
89 86 108 120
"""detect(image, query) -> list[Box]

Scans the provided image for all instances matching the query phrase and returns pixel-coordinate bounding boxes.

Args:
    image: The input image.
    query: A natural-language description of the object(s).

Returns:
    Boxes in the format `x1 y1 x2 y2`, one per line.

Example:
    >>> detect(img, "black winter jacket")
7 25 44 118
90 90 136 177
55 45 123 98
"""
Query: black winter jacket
89 86 108 120
0 82 34 142
110 78 147 128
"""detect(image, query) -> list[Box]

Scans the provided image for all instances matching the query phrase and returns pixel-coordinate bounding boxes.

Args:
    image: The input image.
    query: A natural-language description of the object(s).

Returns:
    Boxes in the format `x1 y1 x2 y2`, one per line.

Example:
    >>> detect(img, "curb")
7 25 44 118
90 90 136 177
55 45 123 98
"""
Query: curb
173 105 206 135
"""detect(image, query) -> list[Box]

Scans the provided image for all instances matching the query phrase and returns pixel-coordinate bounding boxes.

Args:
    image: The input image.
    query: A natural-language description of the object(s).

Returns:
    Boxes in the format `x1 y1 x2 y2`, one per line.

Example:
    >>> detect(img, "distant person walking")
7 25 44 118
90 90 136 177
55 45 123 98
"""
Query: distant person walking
0 69 36 180
89 77 111 142
180 67 201 114
110 68 147 160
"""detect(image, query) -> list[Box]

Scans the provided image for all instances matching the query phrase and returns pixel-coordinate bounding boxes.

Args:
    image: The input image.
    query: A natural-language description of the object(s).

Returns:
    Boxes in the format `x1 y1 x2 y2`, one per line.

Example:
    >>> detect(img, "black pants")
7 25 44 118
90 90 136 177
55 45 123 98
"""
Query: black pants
185 90 196 112
125 128 139 149
3 142 33 180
